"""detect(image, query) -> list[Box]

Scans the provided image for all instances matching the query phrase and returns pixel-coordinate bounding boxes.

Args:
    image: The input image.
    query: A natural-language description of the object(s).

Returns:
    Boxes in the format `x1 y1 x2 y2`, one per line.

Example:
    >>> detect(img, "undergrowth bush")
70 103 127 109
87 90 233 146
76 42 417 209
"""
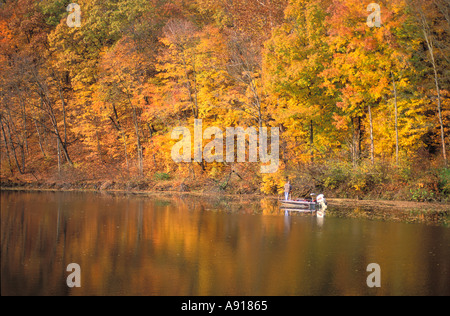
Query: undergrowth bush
439 168 450 197
154 172 171 181
292 160 448 202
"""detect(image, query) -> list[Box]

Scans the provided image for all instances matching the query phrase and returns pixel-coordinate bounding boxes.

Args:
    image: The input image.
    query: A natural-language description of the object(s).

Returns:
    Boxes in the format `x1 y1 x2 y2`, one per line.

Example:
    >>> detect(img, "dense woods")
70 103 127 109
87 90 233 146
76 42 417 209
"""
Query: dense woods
0 0 449 201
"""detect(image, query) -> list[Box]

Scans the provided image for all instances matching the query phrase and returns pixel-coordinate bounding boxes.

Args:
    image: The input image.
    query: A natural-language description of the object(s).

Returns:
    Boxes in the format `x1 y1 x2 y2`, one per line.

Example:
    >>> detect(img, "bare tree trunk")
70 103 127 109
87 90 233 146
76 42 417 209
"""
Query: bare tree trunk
351 116 362 168
95 130 103 163
247 76 263 128
20 98 28 154
147 123 157 169
431 63 447 164
181 53 199 119
419 5 448 165
57 136 61 176
19 99 27 172
122 88 143 176
34 119 46 158
6 105 26 173
392 73 400 165
0 118 14 176
227 35 265 128
368 104 374 165
130 103 143 177
4 118 23 174
53 125 72 166
33 74 74 167
122 130 129 172
310 120 314 164
351 118 357 168
111 103 129 172
133 110 144 177
58 86 68 145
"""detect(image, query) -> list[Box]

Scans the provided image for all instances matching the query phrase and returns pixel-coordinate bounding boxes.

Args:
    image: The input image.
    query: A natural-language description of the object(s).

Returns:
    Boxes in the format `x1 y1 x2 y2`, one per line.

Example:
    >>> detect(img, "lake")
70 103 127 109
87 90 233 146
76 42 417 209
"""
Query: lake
1 190 449 296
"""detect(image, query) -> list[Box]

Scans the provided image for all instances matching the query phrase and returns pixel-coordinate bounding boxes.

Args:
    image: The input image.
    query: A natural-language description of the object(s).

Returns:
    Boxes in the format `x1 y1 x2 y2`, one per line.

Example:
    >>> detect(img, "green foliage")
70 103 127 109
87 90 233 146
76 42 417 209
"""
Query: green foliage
409 188 436 202
321 161 352 190
315 161 404 199
154 172 171 181
38 0 72 26
438 168 450 196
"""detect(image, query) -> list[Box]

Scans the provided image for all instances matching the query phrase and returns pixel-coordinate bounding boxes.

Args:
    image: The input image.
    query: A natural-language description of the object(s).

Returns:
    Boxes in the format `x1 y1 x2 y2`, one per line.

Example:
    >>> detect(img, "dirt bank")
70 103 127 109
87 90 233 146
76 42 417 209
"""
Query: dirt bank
327 198 450 212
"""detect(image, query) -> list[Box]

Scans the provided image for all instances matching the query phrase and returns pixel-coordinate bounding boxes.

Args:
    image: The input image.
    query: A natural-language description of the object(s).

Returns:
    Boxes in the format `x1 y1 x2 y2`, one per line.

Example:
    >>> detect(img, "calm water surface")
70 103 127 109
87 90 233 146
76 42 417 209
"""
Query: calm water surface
1 191 449 296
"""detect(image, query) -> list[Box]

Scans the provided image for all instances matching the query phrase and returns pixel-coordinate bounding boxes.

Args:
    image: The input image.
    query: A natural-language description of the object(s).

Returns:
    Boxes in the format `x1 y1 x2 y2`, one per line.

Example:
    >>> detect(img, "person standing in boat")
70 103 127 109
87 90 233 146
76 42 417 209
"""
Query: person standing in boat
284 179 292 201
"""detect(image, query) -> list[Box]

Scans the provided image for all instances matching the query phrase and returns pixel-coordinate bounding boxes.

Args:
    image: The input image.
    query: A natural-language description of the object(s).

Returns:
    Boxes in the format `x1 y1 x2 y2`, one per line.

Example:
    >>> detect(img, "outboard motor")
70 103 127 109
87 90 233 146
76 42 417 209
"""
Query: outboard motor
316 194 327 210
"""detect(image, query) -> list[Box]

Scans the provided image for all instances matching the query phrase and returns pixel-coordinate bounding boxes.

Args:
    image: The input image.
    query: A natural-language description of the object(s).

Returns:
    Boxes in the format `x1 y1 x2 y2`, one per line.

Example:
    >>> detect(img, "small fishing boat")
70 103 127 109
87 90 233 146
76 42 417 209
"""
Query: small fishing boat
280 194 327 214
280 200 317 210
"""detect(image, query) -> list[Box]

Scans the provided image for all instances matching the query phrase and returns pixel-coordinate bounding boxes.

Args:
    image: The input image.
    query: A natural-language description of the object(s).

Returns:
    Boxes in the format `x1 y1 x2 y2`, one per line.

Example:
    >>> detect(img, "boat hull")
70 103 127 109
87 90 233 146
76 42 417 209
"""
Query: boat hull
280 200 317 211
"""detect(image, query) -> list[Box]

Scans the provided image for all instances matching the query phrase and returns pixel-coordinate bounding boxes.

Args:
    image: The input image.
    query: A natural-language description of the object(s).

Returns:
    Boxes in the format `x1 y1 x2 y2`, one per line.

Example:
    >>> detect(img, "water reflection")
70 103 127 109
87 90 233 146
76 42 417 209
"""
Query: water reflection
1 191 449 296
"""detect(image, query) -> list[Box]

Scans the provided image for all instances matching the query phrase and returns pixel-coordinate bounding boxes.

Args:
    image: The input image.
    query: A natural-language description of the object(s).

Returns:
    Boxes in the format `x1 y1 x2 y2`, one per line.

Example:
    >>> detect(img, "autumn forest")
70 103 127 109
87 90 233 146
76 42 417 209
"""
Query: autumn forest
0 0 449 202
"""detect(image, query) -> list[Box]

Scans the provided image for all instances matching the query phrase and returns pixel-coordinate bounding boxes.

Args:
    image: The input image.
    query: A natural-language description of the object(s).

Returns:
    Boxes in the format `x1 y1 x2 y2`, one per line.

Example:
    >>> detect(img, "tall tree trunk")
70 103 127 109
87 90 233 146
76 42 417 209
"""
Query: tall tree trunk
34 119 46 158
358 117 362 163
35 71 72 166
6 106 26 173
95 130 103 163
19 98 26 172
0 118 14 176
310 120 314 164
432 64 447 165
368 104 374 165
57 136 61 176
392 73 400 165
419 6 448 165
54 127 73 166
117 74 144 176
427 40 447 165
111 103 129 172
133 113 143 177
4 118 23 174
147 123 158 169
20 98 28 154
58 86 68 145
181 54 199 119
125 93 143 177
33 76 73 167
351 116 362 168
131 106 143 177
122 130 129 173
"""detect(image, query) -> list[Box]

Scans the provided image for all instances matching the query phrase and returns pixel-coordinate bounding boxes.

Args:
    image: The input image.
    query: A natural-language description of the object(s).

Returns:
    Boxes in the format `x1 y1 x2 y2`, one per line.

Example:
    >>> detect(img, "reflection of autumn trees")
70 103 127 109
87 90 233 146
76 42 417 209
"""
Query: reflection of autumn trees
1 192 449 295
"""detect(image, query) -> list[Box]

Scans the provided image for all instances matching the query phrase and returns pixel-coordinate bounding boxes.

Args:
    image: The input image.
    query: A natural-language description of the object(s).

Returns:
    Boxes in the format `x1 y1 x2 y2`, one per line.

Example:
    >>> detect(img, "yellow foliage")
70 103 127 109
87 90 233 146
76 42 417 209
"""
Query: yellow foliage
260 172 285 195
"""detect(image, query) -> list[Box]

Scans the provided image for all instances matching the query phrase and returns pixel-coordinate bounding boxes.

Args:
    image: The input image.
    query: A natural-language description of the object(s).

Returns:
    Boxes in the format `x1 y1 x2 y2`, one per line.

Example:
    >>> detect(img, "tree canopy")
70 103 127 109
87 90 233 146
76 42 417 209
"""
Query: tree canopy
1 0 448 200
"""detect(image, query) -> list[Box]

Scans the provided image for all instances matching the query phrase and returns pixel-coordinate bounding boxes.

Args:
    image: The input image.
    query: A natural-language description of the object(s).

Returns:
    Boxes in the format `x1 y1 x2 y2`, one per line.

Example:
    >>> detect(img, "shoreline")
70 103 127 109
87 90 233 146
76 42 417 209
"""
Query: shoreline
2 178 449 227
2 185 449 212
